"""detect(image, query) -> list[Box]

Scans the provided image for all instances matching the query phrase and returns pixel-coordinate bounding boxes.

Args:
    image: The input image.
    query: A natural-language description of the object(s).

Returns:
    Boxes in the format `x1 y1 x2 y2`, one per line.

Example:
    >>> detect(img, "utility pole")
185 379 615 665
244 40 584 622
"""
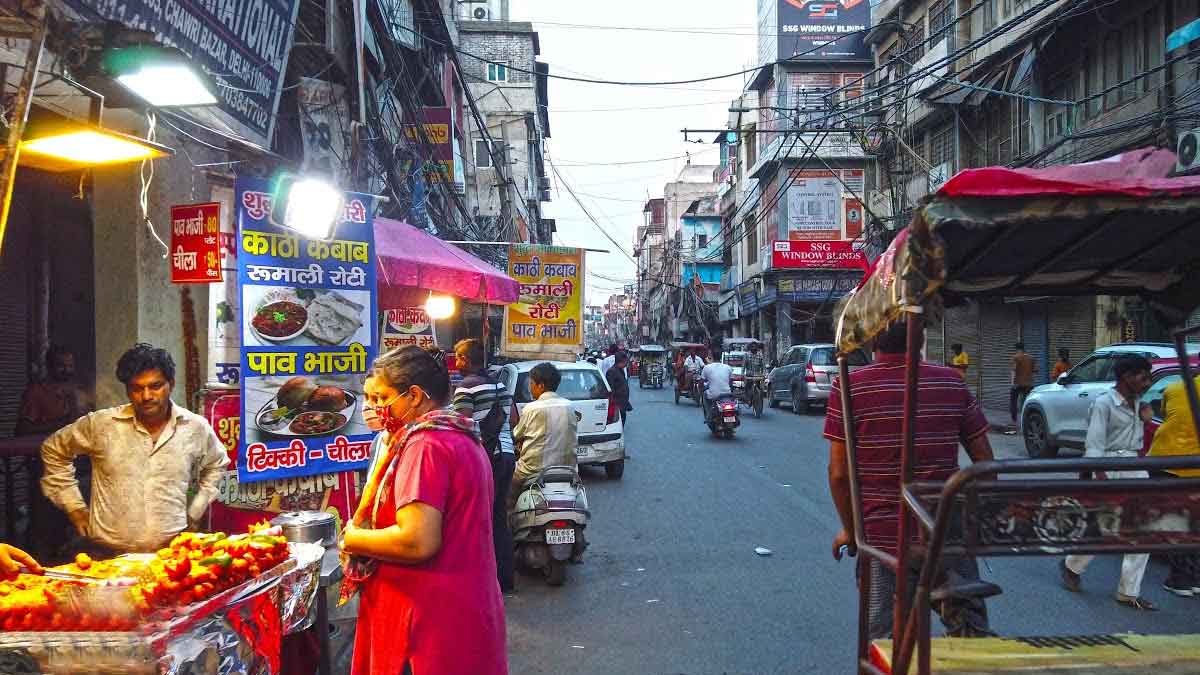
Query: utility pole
0 3 47 258
498 119 515 242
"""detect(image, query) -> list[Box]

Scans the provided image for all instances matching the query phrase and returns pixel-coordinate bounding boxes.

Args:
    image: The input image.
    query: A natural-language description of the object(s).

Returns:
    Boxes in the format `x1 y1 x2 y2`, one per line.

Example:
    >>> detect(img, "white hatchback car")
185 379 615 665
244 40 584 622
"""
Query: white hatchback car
497 361 626 479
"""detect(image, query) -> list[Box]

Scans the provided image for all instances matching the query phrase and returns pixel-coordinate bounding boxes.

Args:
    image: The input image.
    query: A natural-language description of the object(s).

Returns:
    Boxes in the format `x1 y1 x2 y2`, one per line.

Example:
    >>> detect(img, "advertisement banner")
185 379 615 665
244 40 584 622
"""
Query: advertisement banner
204 389 242 465
503 245 584 352
738 281 760 315
786 170 842 240
236 177 377 483
381 306 438 352
297 78 352 188
772 240 867 269
208 188 241 387
777 272 863 303
778 0 870 61
845 198 864 238
170 203 223 283
402 107 454 183
63 0 300 145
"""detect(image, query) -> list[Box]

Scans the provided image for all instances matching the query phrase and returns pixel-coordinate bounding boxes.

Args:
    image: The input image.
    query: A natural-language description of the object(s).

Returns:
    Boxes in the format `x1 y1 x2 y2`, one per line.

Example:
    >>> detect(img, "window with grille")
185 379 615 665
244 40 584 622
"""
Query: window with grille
746 217 758 264
1144 8 1162 93
474 139 492 168
1044 69 1075 141
697 233 708 250
983 0 998 32
1084 47 1103 118
909 19 925 62
928 123 954 168
1120 21 1139 102
1102 31 1122 109
487 63 508 82
930 0 955 49
1012 94 1031 159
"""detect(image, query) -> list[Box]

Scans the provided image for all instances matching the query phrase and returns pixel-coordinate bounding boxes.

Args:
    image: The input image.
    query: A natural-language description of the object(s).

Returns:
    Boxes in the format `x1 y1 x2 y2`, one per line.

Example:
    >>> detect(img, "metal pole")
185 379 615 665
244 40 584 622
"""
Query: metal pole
499 121 514 241
0 4 47 259
892 311 924 672
839 355 871 666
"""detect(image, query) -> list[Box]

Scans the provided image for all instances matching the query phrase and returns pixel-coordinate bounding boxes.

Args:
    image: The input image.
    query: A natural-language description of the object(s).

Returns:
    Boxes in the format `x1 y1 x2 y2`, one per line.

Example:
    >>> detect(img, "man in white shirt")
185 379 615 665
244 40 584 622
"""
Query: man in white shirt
510 362 579 507
1061 355 1156 610
700 357 734 423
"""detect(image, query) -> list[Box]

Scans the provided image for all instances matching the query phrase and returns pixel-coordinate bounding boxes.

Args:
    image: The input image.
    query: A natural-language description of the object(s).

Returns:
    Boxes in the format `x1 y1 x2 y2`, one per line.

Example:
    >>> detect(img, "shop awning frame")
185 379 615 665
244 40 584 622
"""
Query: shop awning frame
374 217 520 306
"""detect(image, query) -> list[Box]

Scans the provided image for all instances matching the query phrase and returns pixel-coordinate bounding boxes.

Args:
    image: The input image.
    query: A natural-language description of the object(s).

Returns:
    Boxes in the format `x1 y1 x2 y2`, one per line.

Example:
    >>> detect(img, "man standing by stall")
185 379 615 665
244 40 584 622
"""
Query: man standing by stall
41 344 230 556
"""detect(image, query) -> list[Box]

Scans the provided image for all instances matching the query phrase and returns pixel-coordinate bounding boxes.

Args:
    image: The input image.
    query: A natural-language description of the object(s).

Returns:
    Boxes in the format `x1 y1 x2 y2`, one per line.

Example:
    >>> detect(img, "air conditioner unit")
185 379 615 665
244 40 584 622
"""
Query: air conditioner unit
1177 129 1200 174
473 6 489 20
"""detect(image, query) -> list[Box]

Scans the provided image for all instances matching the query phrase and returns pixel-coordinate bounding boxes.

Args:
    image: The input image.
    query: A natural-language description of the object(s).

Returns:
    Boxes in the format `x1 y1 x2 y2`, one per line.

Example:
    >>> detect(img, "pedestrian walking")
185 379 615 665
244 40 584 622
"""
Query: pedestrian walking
950 343 969 380
1051 348 1072 381
1145 370 1200 597
825 319 995 640
1010 342 1035 429
452 339 517 593
342 346 507 674
1060 355 1158 611
607 352 632 427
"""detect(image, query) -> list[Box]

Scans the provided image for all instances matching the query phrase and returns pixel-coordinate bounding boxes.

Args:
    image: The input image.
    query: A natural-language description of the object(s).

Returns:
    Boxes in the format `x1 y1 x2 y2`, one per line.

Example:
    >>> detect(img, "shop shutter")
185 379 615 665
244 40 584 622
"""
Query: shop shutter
0 202 30 439
1019 302 1049 385
1188 306 1200 343
1048 297 1097 374
926 314 945 365
979 301 1020 413
946 301 983 399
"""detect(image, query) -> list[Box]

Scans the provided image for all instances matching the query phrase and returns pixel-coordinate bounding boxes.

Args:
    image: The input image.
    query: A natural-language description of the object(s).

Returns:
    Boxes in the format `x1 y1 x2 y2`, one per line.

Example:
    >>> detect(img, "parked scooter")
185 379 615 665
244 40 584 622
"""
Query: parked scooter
510 465 590 586
705 394 740 439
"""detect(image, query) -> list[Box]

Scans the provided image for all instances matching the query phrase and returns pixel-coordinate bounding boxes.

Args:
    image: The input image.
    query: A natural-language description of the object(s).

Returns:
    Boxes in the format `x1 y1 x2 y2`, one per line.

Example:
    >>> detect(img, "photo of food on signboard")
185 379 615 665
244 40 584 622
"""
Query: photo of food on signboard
243 286 372 347
244 374 367 443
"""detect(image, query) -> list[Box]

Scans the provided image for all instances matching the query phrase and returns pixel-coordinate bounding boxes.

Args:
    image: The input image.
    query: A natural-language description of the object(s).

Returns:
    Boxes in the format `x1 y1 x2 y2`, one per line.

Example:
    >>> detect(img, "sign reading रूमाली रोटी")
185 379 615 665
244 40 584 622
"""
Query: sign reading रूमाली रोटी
236 176 377 483
503 245 585 353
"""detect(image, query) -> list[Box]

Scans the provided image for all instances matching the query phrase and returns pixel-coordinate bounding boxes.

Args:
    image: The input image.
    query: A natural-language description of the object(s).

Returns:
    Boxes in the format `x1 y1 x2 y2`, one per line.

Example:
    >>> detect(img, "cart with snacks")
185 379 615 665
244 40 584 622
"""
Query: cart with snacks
637 345 668 389
670 342 708 406
833 149 1200 674
0 522 324 674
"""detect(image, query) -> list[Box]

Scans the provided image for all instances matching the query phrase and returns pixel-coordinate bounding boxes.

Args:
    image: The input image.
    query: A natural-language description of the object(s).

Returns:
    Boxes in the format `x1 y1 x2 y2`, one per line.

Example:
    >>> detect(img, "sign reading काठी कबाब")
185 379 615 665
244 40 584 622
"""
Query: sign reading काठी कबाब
772 240 867 270
504 245 584 352
381 306 437 352
170 203 223 284
236 176 377 484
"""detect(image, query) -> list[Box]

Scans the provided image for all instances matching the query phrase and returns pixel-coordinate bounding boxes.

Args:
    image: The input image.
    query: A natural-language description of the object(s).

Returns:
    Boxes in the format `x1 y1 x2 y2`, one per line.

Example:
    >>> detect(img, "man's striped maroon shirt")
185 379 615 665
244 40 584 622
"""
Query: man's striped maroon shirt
823 352 989 556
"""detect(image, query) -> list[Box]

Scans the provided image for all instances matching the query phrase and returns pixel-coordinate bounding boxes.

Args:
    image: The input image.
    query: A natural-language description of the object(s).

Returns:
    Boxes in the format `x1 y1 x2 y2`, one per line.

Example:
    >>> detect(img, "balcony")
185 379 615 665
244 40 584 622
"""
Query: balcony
748 133 864 179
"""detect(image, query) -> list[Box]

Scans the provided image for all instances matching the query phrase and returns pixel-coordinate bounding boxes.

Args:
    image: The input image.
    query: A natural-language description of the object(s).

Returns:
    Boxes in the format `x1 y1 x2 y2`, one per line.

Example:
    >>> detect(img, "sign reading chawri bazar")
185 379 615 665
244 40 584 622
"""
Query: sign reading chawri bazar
64 0 300 145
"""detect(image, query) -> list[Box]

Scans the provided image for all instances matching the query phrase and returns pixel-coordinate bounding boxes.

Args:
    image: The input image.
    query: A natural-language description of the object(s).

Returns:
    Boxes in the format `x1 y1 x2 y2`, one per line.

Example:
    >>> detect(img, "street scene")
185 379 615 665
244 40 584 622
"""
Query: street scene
0 0 1200 673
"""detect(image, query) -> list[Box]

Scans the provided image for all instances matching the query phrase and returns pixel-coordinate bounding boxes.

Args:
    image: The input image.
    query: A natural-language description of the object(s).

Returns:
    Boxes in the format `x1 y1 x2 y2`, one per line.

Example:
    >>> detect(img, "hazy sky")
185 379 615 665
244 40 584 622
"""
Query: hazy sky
508 1 758 304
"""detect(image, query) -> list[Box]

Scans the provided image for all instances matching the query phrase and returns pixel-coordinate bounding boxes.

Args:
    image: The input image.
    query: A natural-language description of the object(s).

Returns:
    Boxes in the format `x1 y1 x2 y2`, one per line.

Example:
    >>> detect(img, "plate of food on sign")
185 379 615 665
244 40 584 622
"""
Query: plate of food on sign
249 288 367 346
255 376 358 437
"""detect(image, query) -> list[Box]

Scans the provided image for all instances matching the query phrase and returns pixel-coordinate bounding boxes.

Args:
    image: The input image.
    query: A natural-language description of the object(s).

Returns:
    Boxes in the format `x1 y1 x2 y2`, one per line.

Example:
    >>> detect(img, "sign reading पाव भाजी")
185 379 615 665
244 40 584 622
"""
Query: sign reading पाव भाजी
504 245 584 353
236 176 377 484
170 202 223 283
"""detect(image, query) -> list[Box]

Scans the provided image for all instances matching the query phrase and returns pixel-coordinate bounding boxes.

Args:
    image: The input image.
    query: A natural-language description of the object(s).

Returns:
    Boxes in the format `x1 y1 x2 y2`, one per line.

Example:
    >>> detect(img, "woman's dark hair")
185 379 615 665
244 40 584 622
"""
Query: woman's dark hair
529 362 561 391
116 343 175 384
372 345 451 404
454 338 486 371
1114 355 1152 380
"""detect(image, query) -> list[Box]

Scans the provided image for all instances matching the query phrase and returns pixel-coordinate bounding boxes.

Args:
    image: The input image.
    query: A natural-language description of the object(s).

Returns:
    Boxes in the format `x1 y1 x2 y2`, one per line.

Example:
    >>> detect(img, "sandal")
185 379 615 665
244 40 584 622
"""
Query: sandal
1115 595 1159 611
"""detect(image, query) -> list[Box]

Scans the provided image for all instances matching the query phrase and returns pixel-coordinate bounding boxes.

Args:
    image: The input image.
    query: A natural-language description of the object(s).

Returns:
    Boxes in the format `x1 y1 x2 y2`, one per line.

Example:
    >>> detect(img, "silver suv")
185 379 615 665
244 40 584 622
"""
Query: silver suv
1021 342 1198 458
767 344 870 414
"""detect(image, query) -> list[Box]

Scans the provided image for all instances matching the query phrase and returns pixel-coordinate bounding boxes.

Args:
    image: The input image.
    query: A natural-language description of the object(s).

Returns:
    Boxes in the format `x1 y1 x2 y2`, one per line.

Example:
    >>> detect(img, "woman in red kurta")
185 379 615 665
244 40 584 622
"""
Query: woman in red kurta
341 346 507 675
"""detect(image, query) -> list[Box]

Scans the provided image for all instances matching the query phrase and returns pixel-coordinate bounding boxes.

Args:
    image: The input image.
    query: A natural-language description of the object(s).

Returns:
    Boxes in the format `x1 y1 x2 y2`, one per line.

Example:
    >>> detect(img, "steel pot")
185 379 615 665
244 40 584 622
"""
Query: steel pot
271 510 338 548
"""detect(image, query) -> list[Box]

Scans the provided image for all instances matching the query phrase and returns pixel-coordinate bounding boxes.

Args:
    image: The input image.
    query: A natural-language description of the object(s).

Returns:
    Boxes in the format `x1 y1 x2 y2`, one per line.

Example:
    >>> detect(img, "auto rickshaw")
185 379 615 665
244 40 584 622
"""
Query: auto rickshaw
671 341 708 406
833 148 1200 674
637 344 667 389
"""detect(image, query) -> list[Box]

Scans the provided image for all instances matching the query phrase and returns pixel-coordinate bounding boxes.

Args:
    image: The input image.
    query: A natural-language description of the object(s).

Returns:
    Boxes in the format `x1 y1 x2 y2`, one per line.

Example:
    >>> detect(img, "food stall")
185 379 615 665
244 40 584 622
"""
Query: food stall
0 522 323 674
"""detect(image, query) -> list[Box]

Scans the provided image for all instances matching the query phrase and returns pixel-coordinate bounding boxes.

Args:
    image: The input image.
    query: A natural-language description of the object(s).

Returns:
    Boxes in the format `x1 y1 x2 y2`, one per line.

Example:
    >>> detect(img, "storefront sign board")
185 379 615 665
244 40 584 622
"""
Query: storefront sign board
777 272 863 304
381 306 437 351
772 240 867 269
503 245 585 353
170 202 223 283
786 170 841 240
236 177 377 483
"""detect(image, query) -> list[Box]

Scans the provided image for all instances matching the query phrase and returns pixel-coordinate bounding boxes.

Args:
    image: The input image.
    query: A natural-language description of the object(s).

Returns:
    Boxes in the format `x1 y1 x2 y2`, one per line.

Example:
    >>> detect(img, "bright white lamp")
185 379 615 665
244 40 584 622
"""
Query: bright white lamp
103 47 219 108
425 294 456 320
271 175 345 240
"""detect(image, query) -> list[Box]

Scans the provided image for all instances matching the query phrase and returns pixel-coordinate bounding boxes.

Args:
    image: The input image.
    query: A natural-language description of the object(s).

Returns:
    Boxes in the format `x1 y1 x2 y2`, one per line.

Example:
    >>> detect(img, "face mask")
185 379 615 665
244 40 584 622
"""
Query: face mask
361 405 385 432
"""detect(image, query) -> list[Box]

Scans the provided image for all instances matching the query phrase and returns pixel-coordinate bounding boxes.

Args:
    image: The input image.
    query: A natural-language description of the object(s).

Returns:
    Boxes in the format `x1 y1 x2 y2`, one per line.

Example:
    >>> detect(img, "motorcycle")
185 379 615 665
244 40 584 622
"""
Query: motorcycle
510 465 590 586
705 394 740 439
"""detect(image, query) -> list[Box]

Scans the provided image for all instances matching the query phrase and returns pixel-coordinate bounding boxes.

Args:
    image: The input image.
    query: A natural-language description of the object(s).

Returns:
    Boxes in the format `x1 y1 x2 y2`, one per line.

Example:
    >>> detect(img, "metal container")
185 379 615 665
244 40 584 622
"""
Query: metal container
271 510 338 548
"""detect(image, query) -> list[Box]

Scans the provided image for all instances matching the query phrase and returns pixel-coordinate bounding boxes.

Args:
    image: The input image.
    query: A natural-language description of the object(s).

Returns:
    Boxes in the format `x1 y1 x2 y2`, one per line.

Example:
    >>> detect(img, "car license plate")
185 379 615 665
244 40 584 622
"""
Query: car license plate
545 528 575 544
723 416 736 423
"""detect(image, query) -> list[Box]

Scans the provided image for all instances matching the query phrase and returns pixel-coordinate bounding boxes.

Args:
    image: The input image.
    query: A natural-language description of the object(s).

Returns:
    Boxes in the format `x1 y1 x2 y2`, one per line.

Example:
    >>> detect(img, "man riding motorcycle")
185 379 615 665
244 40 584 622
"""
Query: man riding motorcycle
700 356 734 423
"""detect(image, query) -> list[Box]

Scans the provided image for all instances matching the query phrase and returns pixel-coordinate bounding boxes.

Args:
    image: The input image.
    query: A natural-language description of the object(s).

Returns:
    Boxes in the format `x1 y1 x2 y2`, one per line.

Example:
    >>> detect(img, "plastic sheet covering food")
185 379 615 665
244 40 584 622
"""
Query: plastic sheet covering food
276 542 324 634
835 221 946 355
0 632 157 675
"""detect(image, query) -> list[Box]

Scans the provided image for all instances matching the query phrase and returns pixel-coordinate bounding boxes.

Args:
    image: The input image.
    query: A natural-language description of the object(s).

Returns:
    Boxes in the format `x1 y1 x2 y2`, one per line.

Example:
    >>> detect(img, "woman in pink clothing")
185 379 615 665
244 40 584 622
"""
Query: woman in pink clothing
341 346 507 675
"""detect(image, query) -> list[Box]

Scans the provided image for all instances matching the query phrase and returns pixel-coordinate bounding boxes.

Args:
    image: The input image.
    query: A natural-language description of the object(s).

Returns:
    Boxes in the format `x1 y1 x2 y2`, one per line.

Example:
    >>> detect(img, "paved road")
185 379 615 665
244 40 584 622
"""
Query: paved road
505 382 1199 674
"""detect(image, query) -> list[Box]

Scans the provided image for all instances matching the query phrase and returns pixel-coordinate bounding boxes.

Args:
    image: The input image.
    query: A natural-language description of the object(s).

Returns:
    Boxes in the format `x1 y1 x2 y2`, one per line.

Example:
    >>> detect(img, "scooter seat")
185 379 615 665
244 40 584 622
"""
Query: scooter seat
525 465 580 488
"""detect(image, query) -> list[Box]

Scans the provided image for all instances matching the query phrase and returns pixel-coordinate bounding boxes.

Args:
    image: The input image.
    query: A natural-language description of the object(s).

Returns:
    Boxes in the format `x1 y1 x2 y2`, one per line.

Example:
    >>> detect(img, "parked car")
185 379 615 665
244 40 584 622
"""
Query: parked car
1021 342 1200 458
767 344 871 414
497 361 626 479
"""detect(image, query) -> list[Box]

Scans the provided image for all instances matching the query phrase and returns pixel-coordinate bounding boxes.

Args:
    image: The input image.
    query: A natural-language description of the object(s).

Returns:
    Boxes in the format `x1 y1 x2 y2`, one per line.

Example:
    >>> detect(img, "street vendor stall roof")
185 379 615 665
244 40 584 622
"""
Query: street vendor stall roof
375 217 520 305
836 147 1200 354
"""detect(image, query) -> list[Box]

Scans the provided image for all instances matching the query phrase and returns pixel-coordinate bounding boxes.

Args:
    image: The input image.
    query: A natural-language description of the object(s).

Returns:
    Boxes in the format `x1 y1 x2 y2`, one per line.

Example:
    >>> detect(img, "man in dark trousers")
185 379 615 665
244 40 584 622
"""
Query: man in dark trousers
606 352 632 427
825 319 995 640
452 339 516 593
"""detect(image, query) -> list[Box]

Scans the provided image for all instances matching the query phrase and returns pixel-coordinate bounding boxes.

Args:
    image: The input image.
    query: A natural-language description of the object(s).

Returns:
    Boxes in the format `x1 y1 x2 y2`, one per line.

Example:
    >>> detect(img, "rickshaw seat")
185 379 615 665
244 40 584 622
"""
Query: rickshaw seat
929 580 1002 603
868 633 1200 674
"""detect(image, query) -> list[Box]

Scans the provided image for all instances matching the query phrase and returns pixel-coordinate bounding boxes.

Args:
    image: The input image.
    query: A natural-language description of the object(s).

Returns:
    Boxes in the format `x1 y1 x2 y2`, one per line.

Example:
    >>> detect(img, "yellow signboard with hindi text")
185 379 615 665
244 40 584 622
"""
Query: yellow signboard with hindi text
503 245 584 356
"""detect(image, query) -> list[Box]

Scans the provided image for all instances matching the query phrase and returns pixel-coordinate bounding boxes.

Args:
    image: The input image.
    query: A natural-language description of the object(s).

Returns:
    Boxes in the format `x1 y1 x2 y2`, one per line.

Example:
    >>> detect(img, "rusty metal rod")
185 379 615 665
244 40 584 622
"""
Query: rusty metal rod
892 311 924 671
0 3 47 260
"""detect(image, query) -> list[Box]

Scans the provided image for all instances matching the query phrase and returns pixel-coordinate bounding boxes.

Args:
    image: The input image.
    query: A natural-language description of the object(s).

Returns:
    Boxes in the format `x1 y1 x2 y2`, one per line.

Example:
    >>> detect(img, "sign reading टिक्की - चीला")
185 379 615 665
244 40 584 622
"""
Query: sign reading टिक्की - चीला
170 202 223 284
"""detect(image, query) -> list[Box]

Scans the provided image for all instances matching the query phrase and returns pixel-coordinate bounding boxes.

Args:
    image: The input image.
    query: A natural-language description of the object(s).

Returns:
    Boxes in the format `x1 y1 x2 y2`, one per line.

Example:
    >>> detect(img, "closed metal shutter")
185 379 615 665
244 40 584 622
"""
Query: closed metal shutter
980 301 1020 414
1048 297 1097 375
1188 306 1200 343
927 314 945 365
1019 302 1049 386
947 301 983 399
0 198 30 438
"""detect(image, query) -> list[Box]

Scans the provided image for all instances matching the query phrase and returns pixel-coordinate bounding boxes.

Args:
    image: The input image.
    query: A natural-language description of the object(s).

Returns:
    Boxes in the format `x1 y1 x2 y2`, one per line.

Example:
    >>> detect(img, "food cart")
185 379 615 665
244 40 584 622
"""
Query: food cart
670 341 708 406
833 148 1200 674
0 523 324 674
637 345 667 389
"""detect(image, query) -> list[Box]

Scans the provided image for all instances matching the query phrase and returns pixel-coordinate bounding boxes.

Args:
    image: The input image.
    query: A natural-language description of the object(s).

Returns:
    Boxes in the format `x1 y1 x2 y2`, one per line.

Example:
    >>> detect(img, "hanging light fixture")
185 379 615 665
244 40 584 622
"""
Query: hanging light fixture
17 115 172 172
425 294 457 320
270 174 345 240
101 46 219 108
